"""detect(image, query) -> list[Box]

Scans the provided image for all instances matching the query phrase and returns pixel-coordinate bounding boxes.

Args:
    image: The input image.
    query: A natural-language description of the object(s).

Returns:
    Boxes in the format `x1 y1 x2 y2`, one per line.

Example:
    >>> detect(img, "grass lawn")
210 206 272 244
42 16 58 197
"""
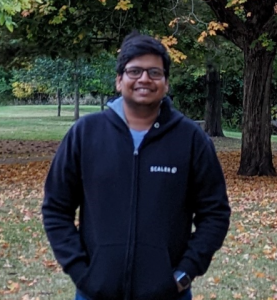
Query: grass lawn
224 130 277 143
0 184 76 299
1 105 277 142
0 105 100 140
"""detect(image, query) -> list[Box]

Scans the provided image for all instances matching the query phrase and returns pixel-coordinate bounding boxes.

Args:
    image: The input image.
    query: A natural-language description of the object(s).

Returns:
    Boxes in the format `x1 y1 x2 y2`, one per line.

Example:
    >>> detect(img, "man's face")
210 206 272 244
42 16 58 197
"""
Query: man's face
116 54 169 107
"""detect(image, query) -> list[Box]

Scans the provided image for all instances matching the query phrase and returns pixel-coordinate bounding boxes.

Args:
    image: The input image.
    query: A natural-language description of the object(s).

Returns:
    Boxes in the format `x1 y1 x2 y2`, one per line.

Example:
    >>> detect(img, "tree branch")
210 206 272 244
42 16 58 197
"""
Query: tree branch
203 0 248 49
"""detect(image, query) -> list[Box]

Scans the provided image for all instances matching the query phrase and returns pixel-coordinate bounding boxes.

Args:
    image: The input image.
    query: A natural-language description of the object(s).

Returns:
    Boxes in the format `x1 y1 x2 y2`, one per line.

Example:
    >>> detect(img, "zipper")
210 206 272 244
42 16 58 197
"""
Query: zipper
123 149 139 300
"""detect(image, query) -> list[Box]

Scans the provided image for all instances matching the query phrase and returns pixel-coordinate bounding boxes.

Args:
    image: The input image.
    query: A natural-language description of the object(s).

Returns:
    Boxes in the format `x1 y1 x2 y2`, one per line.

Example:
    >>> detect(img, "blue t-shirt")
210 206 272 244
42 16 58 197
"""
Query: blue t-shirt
129 128 148 150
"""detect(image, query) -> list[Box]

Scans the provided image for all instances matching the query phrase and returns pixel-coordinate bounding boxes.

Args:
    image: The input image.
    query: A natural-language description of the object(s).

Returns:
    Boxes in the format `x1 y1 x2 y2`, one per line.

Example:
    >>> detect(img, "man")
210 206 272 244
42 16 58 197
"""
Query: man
42 31 231 300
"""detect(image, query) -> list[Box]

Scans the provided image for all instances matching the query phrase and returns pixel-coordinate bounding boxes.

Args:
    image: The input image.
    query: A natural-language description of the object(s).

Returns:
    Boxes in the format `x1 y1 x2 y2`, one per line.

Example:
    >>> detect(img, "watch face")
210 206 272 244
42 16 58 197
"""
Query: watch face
179 274 191 289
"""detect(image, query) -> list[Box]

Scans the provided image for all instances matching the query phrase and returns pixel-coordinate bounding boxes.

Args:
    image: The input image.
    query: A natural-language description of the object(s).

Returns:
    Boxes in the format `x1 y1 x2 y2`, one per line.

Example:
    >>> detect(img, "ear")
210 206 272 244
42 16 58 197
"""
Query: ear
116 75 122 92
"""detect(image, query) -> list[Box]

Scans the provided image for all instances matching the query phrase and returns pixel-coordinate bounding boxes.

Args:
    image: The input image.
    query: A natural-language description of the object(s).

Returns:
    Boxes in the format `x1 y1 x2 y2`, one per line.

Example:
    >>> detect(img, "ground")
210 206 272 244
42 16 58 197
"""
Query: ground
0 140 60 164
1 137 276 165
1 138 277 299
0 137 243 164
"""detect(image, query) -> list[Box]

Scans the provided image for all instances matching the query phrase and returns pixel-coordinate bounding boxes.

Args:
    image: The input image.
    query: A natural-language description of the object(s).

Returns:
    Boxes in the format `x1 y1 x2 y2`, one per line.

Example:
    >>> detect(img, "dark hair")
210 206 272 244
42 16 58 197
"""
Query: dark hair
116 31 171 78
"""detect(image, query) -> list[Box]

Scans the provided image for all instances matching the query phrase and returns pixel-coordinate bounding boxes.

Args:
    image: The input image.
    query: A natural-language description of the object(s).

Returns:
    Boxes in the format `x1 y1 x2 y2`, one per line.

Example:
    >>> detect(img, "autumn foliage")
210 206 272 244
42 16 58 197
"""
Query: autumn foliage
0 141 277 298
1 151 277 212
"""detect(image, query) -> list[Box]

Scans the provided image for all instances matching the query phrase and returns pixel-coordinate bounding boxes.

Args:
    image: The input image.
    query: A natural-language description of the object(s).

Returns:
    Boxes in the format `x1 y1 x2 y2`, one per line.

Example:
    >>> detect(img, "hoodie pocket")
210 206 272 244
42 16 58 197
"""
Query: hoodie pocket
132 244 179 300
76 245 125 300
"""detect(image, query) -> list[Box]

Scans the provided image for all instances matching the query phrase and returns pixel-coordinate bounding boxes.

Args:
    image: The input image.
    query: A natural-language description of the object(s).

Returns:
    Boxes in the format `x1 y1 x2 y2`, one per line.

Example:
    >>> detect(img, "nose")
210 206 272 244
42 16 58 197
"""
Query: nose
139 70 151 81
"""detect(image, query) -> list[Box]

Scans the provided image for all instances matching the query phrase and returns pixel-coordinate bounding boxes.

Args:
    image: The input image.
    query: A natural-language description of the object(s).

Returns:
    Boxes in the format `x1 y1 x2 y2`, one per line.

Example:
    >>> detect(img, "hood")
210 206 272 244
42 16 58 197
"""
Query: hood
105 95 184 139
106 96 127 124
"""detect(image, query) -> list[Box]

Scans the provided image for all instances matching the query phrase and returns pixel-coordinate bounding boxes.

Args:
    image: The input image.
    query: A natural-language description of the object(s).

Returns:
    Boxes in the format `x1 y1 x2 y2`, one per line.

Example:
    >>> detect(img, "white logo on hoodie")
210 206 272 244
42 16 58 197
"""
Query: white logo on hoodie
150 166 178 174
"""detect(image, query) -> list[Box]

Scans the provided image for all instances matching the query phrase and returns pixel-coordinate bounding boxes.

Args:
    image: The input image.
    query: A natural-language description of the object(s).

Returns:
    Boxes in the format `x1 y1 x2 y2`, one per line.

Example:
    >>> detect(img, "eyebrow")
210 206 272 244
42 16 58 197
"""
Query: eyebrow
125 66 163 69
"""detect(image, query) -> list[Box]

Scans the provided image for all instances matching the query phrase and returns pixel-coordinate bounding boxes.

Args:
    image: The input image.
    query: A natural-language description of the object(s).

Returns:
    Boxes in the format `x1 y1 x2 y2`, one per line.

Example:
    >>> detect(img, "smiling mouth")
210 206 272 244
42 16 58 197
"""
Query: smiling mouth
134 88 154 92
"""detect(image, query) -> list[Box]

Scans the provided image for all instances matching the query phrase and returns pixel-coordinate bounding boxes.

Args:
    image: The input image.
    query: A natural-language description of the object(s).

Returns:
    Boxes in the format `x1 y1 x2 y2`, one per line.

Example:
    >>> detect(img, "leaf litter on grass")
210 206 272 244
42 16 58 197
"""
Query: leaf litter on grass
0 140 277 299
192 151 277 300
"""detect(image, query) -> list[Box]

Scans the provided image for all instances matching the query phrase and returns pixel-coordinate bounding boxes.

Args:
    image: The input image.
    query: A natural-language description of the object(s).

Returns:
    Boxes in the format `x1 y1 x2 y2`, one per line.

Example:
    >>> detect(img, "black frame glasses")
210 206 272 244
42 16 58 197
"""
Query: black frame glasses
123 67 165 80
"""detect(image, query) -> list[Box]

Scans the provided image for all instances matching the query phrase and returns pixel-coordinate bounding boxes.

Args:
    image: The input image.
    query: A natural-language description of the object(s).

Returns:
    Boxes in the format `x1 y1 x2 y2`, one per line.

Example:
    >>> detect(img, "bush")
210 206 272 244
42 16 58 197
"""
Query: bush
170 66 206 120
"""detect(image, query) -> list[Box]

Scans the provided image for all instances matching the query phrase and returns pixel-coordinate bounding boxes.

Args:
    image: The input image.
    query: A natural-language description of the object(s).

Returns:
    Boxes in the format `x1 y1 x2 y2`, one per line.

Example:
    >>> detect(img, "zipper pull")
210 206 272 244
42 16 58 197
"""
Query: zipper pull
133 149 139 155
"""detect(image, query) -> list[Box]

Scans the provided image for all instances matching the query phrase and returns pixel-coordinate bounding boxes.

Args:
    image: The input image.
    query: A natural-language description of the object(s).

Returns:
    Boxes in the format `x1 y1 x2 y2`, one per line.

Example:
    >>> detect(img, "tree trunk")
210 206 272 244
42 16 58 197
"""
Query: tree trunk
74 74 80 120
204 63 224 137
73 58 80 121
100 94 105 111
238 48 276 176
57 88 62 117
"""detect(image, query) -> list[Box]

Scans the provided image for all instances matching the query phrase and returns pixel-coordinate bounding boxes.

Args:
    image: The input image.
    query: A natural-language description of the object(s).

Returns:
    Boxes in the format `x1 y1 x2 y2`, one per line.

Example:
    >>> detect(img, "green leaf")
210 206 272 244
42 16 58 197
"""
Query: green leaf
68 7 76 14
0 13 5 26
6 22 14 32
225 1 233 8
13 3 22 13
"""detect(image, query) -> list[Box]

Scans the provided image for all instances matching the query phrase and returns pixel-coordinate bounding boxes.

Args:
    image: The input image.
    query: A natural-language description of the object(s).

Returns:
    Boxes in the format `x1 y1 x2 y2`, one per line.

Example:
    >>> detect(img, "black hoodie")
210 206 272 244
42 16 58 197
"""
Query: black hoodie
42 97 230 300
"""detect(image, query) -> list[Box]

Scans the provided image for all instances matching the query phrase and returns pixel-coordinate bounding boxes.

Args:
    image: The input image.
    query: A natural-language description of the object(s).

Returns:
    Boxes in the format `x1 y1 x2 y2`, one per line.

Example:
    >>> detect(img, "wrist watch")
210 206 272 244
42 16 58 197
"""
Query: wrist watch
174 271 191 291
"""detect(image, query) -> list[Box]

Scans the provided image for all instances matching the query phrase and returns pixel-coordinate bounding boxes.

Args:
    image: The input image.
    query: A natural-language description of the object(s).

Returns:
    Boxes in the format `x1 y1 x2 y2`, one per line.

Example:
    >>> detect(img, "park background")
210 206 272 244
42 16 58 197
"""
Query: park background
0 0 277 299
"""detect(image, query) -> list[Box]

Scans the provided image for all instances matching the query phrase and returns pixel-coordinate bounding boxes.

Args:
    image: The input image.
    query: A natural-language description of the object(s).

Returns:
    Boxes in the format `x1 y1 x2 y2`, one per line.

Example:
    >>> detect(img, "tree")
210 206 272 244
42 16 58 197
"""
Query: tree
0 66 12 103
0 0 176 64
0 0 41 32
168 0 277 175
12 57 71 112
204 62 224 136
89 51 117 110
200 1 277 175
166 1 245 137
10 54 117 118
11 57 93 118
0 0 185 117
170 63 207 120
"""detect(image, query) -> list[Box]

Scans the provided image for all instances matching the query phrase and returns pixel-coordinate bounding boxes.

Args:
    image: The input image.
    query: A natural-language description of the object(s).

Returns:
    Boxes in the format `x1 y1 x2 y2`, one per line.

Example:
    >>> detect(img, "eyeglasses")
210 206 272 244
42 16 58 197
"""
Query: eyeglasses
123 67 165 80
